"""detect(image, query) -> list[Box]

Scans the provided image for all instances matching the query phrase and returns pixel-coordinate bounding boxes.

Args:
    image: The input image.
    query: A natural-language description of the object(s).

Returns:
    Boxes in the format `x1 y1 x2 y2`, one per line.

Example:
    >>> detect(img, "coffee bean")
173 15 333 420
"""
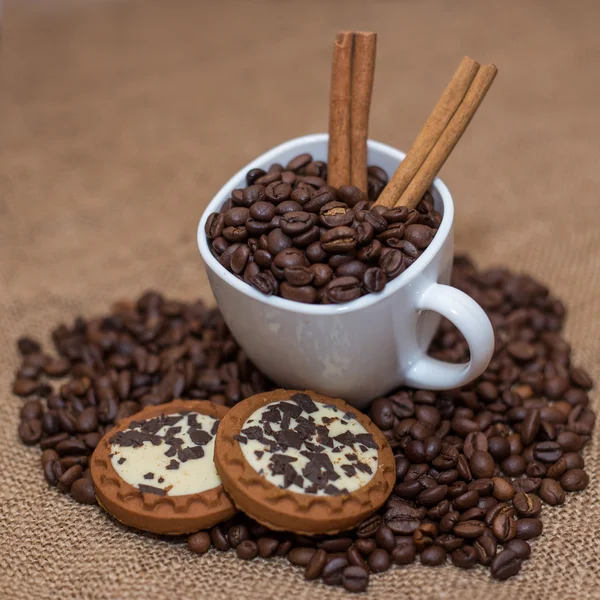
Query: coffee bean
515 518 543 540
570 366 593 390
18 419 42 445
13 379 39 397
368 548 391 573
492 513 517 543
256 537 279 558
342 565 369 593
324 277 361 304
209 526 230 551
379 249 405 278
57 464 83 493
227 525 249 548
502 455 526 477
473 534 497 566
491 549 523 580
533 441 563 463
188 532 211 555
304 548 327 580
374 525 396 551
453 520 485 539
70 477 97 505
513 492 542 517
420 545 447 566
280 282 317 304
451 545 477 569
560 468 589 491
505 539 531 559
404 224 434 249
520 408 540 446
469 451 495 478
454 490 479 511
391 539 416 564
491 477 515 501
322 556 349 585
236 540 258 560
20 400 43 421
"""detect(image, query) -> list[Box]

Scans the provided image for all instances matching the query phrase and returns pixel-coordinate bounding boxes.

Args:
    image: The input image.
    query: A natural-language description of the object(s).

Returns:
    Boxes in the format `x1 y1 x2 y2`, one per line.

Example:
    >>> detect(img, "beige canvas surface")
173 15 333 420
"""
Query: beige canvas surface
1 1 599 598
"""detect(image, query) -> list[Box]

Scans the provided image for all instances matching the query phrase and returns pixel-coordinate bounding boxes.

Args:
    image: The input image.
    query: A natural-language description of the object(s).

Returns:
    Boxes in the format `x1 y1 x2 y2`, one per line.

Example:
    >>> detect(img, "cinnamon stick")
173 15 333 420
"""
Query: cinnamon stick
328 31 377 190
394 63 497 209
328 31 354 189
350 32 377 192
375 56 480 208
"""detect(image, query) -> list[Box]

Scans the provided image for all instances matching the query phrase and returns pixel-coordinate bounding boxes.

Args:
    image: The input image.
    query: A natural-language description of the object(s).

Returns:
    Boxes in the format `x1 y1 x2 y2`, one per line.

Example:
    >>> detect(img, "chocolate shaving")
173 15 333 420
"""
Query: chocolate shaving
166 459 179 470
143 472 154 480
291 393 318 414
234 434 248 444
189 429 212 445
138 484 166 496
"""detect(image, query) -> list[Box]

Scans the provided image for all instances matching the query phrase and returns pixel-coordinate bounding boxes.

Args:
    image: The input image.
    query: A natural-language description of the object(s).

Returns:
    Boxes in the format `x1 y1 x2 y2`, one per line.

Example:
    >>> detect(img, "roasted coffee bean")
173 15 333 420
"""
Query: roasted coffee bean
40 432 69 450
320 226 357 253
287 547 316 566
209 526 230 551
379 249 405 278
236 540 258 561
324 277 361 304
18 419 42 445
492 477 515 501
227 525 249 548
374 525 396 551
368 549 391 573
492 513 517 543
512 477 541 494
75 407 98 433
57 464 83 493
435 534 464 552
420 545 447 566
70 477 97 505
322 556 349 585
513 492 542 517
501 455 527 477
515 518 543 540
491 549 523 580
504 539 531 559
13 379 39 397
404 224 434 249
469 451 495 478
188 532 212 555
473 534 497 566
362 267 388 293
533 441 563 463
256 537 279 558
453 490 479 511
304 549 327 580
20 400 43 421
391 539 416 564
520 409 540 446
336 260 367 281
453 520 486 539
280 282 317 304
342 565 369 593
451 545 477 569
560 468 589 491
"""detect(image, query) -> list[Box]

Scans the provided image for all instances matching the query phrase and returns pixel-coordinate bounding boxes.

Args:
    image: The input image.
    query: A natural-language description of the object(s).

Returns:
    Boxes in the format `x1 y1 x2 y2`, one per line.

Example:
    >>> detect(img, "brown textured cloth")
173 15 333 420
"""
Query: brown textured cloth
1 1 598 598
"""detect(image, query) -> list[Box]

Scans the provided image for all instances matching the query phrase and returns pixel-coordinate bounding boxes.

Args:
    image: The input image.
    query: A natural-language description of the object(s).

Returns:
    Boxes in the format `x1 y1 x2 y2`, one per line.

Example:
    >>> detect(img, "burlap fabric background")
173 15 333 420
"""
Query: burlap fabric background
1 1 598 598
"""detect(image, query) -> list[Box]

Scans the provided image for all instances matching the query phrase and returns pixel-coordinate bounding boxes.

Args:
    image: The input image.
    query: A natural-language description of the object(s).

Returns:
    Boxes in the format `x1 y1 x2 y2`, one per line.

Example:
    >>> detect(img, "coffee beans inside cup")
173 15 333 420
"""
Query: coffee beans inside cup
205 154 442 304
13 255 595 593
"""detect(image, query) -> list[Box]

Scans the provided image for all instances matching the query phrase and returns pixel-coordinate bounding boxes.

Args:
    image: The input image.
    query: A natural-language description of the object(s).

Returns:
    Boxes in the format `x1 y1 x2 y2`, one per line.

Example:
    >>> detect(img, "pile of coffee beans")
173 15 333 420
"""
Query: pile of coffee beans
13 256 594 593
205 154 441 304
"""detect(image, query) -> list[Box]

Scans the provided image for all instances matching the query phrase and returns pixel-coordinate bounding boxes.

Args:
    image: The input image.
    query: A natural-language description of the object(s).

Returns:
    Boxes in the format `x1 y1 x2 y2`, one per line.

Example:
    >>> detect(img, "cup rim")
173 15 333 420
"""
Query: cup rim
197 133 454 316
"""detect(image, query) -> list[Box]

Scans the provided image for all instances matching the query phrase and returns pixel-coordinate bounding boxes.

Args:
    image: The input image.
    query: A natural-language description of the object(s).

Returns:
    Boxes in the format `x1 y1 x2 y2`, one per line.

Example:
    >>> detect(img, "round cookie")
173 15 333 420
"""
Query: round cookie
214 389 395 535
91 399 235 535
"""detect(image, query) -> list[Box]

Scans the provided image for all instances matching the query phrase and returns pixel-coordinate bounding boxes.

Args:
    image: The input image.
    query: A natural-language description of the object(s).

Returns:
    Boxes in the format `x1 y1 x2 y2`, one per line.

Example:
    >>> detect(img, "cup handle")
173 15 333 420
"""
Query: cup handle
403 283 495 390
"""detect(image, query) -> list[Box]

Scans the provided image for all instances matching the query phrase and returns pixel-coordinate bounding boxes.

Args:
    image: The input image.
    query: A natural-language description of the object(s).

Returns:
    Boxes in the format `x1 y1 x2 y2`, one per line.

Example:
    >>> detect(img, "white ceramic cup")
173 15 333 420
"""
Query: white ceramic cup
197 134 494 410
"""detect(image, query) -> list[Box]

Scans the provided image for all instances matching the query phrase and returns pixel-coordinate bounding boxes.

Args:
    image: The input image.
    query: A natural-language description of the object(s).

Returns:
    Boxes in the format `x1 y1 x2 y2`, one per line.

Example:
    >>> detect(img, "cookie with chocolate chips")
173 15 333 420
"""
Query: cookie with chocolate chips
214 390 395 535
91 400 235 534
